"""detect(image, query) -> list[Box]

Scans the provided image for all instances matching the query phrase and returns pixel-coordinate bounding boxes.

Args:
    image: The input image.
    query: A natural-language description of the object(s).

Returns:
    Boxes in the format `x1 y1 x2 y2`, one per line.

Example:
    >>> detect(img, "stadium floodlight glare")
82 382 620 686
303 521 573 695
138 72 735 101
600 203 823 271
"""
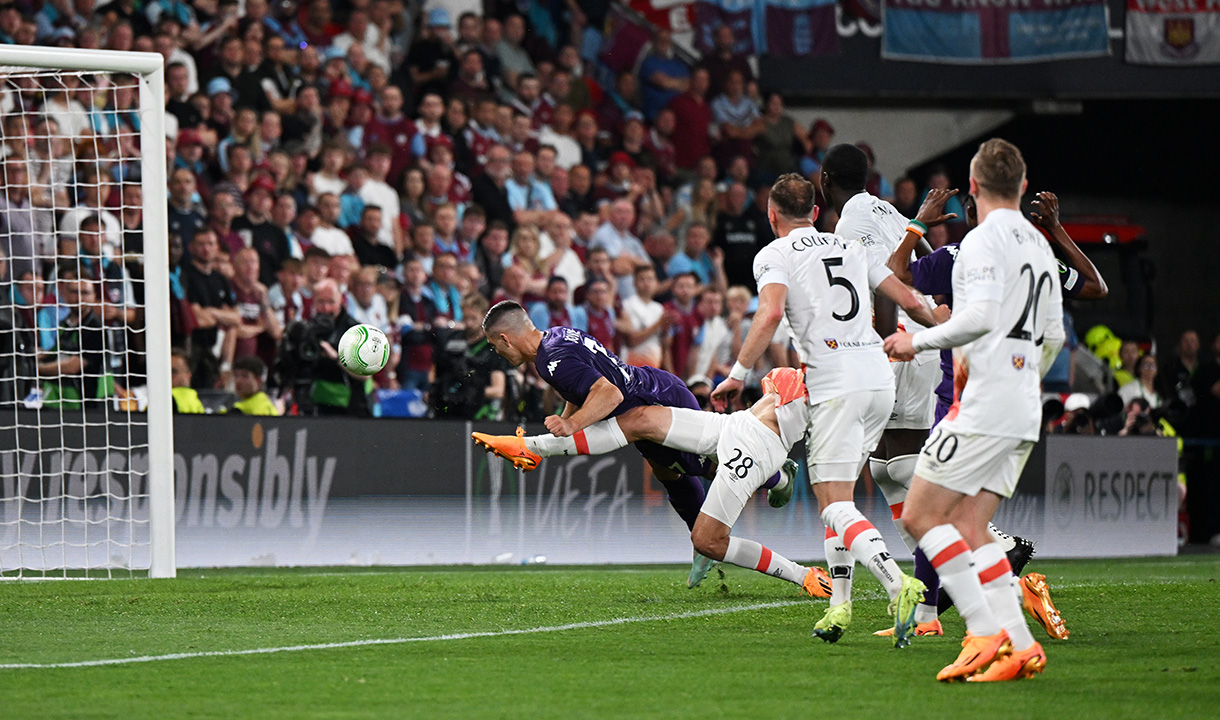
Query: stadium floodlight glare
0 46 174 578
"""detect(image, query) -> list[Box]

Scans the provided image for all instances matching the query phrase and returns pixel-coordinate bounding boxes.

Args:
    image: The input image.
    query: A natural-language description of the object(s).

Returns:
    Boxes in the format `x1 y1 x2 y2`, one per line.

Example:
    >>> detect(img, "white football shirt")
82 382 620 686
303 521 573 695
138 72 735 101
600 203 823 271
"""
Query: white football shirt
753 228 895 404
934 208 1064 440
834 192 936 342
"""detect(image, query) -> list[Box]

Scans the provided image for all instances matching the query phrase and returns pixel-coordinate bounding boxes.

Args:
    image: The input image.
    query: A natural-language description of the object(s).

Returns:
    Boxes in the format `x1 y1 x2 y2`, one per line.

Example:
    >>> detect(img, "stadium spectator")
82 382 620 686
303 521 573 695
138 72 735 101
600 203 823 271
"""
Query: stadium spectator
228 355 280 415
427 252 464 323
170 348 205 413
639 27 689 122
688 286 732 382
667 68 713 172
38 275 114 408
700 25 754 99
230 247 282 368
1162 329 1201 417
472 144 515 229
495 14 534 90
0 162 35 281
233 176 290 286
710 70 761 168
799 117 834 179
617 264 671 369
591 198 649 299
665 272 701 379
291 278 368 416
346 266 392 336
712 183 767 292
892 176 920 219
268 257 306 327
350 206 399 269
431 291 508 420
310 193 356 256
184 228 240 389
755 93 805 183
529 276 587 332
667 222 724 291
1115 339 1142 388
1119 353 1162 409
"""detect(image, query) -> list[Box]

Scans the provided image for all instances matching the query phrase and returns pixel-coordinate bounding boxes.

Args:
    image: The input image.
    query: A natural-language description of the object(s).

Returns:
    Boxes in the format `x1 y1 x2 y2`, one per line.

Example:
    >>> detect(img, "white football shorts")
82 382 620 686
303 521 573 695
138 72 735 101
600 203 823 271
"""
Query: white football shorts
700 411 789 527
806 387 894 484
913 418 1035 498
886 352 939 430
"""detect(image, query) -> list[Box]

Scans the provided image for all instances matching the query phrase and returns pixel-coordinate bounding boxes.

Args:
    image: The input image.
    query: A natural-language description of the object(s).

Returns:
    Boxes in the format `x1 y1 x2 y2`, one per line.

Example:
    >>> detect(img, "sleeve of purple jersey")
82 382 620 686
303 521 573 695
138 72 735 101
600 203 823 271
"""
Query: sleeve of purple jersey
541 344 604 397
909 247 956 296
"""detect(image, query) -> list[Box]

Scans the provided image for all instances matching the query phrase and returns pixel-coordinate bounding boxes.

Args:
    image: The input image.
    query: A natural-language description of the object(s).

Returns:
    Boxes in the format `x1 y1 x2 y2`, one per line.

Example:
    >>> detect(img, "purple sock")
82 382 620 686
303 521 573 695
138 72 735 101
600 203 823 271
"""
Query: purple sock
914 547 941 606
659 474 706 530
761 471 781 490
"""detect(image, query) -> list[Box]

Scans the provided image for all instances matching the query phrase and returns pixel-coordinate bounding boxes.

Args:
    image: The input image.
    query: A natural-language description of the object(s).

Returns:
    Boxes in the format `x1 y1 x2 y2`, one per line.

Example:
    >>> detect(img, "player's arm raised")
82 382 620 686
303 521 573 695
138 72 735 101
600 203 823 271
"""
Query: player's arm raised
711 282 786 410
1030 191 1108 300
887 188 958 284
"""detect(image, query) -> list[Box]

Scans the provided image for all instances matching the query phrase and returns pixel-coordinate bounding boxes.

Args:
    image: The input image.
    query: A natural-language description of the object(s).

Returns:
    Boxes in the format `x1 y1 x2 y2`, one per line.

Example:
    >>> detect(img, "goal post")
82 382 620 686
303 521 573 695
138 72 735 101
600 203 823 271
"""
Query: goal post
0 46 174 578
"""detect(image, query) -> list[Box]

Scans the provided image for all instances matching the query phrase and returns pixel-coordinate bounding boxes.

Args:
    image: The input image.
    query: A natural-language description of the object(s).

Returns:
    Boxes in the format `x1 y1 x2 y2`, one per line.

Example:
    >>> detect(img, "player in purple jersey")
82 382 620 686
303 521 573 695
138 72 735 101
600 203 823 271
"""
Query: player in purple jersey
478 300 723 586
880 189 1107 640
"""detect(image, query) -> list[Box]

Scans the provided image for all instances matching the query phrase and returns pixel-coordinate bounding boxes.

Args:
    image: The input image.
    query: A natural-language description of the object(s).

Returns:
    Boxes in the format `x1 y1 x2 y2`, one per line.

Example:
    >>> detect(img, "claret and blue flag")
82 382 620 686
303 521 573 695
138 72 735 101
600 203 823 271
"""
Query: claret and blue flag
881 0 1111 63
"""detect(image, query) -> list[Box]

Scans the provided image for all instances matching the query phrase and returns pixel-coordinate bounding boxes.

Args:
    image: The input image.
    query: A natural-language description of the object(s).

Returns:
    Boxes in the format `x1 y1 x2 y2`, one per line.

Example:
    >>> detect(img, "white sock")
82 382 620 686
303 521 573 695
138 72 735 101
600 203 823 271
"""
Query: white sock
821 501 904 600
919 524 1001 636
524 418 627 457
915 602 938 624
824 528 854 606
975 542 1035 651
723 536 807 586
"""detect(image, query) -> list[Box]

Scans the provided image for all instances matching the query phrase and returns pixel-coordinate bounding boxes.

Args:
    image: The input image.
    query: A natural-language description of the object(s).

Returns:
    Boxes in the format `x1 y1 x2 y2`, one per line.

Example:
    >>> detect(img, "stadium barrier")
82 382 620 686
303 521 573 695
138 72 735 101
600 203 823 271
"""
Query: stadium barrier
1 413 1177 568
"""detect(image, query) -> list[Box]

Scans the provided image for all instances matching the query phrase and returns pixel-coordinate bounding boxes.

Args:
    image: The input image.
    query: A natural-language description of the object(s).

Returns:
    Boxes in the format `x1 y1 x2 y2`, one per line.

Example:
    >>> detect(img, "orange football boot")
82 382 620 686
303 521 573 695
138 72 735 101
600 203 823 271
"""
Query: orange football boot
471 427 542 471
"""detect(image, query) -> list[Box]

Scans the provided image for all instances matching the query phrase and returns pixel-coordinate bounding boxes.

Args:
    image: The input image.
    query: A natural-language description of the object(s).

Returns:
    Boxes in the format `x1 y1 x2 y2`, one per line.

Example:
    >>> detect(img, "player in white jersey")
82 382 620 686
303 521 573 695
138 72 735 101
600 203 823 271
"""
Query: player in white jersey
471 367 835 598
821 144 960 632
885 139 1065 682
710 173 938 646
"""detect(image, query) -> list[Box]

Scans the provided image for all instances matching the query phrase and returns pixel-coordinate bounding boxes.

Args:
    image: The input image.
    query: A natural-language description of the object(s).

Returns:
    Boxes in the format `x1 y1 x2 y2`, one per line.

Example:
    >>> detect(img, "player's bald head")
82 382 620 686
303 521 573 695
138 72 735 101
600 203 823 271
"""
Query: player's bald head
483 299 532 337
820 144 868 193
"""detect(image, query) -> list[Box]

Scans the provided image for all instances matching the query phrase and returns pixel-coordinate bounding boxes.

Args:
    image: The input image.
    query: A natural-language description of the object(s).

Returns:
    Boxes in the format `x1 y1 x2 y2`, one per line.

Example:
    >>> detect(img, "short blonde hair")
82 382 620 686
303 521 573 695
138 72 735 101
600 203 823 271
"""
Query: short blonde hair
970 138 1026 200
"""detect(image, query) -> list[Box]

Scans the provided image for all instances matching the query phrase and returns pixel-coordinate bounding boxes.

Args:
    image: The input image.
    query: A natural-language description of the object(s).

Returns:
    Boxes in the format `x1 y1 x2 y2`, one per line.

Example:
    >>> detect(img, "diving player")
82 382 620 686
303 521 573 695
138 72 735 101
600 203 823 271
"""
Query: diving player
473 365 836 600
477 300 742 588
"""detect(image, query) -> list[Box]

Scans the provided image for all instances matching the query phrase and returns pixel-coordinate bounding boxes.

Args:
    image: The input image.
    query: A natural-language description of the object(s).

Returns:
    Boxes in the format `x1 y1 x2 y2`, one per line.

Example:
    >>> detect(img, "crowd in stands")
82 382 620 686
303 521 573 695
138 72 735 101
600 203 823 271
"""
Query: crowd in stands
0 0 1217 433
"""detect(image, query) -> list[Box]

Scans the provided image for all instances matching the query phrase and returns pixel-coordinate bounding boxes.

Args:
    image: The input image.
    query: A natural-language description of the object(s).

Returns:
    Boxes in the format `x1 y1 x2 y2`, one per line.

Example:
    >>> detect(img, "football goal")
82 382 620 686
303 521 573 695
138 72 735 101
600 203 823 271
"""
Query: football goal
0 46 174 578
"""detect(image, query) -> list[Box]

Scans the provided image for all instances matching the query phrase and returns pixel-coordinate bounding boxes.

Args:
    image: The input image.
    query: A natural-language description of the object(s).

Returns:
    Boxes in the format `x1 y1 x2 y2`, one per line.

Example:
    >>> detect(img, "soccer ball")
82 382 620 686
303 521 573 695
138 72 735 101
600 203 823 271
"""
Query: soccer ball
337 324 390 376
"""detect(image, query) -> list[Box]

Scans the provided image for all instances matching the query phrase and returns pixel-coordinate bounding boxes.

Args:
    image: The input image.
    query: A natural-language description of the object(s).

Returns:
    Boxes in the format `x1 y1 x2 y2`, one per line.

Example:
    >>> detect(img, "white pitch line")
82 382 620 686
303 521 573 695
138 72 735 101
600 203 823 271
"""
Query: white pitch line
0 600 805 671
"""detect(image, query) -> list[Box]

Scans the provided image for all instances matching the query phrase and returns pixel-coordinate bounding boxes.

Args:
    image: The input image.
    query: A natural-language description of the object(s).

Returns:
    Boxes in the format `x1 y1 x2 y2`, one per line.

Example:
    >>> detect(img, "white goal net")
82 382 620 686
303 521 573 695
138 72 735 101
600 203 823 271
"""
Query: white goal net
0 47 174 578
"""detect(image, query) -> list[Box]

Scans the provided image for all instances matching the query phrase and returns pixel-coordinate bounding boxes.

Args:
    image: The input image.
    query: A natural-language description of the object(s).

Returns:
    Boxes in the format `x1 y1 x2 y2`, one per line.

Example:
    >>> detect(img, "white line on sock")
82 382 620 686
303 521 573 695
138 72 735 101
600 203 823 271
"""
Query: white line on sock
0 600 804 670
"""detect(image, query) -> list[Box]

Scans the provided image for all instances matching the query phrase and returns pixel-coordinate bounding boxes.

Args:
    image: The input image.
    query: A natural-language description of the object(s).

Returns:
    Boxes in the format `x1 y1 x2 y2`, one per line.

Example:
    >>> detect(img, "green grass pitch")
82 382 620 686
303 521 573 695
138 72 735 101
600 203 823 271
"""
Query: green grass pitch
1 556 1218 719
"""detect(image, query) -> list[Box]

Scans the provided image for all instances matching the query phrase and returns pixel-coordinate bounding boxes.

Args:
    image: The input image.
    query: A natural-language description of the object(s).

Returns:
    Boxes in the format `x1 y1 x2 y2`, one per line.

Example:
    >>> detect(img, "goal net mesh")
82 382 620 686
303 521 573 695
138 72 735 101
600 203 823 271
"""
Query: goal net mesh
0 68 153 578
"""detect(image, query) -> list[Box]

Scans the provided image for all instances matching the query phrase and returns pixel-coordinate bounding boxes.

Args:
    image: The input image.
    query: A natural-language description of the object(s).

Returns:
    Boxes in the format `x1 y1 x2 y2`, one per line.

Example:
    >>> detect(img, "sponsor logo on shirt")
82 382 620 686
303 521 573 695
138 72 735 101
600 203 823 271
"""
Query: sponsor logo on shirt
965 266 997 283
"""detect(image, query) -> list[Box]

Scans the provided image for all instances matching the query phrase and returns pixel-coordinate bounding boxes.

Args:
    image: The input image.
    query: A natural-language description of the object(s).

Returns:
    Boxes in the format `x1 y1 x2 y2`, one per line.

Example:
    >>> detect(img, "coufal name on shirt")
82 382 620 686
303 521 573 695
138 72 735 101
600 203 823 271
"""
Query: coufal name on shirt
791 235 849 252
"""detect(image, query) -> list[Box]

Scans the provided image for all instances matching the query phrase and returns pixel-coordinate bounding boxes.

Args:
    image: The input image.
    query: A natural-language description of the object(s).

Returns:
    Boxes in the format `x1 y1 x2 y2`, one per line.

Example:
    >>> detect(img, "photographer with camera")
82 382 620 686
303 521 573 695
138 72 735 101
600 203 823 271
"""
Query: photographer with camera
274 279 370 416
431 292 512 420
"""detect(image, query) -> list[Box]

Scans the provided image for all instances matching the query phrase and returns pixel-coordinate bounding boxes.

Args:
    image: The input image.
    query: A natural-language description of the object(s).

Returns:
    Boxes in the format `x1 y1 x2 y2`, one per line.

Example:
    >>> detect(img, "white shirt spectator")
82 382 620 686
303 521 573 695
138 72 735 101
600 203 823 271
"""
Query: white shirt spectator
621 294 665 367
310 226 356 256
358 179 401 248
346 291 392 334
